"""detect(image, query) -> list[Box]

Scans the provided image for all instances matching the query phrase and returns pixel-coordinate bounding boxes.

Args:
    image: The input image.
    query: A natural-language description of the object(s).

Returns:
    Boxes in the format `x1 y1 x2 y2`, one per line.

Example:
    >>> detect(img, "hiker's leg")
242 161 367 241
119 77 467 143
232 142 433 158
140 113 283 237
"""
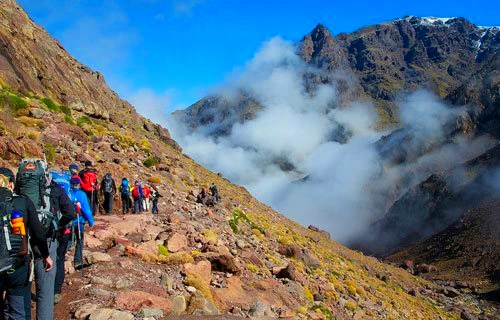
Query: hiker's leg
55 234 70 294
5 259 31 320
103 193 108 213
34 240 57 320
109 193 114 214
153 199 158 214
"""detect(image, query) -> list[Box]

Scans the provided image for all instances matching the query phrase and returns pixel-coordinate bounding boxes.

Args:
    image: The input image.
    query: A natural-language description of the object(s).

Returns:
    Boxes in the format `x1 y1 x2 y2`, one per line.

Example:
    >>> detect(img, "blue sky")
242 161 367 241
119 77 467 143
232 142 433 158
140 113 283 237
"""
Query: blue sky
18 0 499 119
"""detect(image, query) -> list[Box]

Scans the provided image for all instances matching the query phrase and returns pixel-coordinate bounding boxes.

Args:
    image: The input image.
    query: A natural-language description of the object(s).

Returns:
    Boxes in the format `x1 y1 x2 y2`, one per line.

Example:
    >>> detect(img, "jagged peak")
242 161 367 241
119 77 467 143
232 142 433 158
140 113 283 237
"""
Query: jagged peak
308 23 334 40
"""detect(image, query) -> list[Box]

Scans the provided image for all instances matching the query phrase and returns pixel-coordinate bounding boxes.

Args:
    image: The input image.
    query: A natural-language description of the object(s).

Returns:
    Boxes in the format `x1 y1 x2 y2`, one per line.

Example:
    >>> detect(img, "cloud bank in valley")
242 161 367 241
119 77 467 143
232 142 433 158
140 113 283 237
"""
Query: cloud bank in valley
168 37 494 243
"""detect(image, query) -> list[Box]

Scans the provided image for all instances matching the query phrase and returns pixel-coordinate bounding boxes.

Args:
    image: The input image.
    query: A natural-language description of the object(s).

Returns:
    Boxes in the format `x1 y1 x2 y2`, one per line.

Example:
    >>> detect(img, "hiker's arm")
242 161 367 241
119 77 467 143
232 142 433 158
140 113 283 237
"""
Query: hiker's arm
26 199 50 258
79 195 94 227
58 189 76 227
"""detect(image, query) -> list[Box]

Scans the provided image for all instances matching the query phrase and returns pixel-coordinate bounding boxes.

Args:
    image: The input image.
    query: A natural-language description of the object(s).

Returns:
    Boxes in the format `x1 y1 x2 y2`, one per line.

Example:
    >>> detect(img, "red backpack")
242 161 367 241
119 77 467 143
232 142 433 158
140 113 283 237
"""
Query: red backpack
132 186 140 198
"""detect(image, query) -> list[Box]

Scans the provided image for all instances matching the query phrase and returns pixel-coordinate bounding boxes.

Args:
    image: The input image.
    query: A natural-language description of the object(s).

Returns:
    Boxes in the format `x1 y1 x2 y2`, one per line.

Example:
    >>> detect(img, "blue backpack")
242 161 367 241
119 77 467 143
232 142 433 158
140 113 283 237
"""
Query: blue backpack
121 179 130 196
50 171 71 197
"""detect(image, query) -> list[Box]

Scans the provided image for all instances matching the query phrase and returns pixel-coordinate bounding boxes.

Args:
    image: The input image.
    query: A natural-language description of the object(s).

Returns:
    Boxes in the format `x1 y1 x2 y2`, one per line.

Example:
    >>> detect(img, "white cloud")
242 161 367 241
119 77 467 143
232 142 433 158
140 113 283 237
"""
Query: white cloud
128 88 173 124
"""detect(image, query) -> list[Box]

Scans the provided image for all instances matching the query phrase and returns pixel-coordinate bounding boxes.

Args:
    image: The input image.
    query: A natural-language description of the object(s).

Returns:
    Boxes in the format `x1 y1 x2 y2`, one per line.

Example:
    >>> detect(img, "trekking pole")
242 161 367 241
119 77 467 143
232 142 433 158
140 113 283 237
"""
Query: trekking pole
76 212 84 283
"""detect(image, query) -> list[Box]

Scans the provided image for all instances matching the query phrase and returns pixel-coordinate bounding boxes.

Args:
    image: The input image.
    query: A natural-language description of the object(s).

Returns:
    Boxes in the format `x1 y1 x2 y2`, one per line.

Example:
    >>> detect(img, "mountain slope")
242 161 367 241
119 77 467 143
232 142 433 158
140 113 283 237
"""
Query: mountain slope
0 1 494 319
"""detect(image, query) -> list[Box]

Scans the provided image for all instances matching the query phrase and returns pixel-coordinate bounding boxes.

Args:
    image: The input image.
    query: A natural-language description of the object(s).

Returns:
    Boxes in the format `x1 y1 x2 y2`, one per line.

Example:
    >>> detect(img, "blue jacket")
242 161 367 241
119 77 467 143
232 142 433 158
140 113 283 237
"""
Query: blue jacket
69 187 94 228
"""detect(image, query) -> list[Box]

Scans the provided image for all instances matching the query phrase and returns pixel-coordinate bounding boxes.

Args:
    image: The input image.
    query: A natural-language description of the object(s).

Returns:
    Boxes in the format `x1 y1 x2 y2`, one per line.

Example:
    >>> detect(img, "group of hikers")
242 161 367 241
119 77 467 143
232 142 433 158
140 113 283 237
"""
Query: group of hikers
0 158 162 320
66 162 163 216
196 183 220 206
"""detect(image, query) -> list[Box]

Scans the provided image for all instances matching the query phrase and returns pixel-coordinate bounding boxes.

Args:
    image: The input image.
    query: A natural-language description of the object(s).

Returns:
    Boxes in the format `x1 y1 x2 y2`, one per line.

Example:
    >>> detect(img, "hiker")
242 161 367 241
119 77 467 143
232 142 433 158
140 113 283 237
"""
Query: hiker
119 178 131 214
0 167 52 320
15 159 75 318
209 182 220 204
100 173 116 215
196 188 210 205
35 169 75 317
68 163 82 186
150 185 162 214
68 177 94 269
142 184 151 212
132 180 144 213
78 161 98 215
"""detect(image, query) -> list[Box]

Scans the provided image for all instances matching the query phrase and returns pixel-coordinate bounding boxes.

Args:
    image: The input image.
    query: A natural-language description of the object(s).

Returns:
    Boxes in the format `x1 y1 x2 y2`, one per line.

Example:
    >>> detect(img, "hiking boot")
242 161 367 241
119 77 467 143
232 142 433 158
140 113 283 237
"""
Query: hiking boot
54 294 62 304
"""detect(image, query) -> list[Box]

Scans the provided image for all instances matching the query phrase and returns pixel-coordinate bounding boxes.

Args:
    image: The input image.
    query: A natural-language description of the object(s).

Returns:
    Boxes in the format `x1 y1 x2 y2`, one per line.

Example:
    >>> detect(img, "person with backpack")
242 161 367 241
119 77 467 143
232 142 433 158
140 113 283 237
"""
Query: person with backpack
78 161 98 215
132 180 143 214
34 171 75 318
0 167 52 320
100 173 116 215
209 183 220 204
150 185 162 214
68 178 94 270
15 159 75 319
142 184 151 212
119 178 131 214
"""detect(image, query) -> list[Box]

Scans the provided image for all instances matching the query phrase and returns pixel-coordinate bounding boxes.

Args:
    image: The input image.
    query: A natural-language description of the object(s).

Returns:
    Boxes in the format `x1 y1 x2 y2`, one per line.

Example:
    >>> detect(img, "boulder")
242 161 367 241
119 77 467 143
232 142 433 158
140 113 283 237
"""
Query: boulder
87 252 112 264
168 233 188 253
88 308 134 320
186 292 219 316
74 303 98 320
171 295 187 315
115 291 171 314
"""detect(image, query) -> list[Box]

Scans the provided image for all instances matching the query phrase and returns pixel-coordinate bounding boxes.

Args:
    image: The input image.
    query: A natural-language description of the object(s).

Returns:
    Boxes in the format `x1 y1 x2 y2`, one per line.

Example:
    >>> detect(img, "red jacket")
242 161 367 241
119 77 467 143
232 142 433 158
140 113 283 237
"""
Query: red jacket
79 168 98 192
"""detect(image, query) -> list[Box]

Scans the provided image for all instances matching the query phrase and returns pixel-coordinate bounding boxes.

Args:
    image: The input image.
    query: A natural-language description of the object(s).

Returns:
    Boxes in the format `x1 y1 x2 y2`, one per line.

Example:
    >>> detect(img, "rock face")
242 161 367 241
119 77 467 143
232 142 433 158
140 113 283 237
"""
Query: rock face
0 0 180 150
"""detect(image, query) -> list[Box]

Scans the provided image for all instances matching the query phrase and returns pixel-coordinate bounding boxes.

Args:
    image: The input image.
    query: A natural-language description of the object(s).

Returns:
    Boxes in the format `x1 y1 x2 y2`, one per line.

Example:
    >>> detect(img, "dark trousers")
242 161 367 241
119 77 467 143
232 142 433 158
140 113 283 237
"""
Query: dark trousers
0 258 31 320
152 198 159 214
121 194 130 214
85 190 98 215
55 234 70 295
103 192 113 214
133 197 143 213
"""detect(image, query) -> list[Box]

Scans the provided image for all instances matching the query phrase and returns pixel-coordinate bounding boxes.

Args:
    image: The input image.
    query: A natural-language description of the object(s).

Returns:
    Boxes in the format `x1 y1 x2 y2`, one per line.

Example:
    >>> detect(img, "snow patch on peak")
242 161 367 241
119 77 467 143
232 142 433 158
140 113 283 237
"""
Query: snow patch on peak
404 16 456 27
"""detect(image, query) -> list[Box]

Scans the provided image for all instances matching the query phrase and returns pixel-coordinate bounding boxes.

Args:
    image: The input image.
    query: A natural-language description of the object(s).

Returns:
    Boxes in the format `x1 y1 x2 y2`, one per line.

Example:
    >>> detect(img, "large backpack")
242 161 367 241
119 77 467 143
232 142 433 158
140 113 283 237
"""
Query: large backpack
121 180 130 196
38 186 61 239
103 175 113 193
0 197 28 273
16 159 48 209
132 186 140 198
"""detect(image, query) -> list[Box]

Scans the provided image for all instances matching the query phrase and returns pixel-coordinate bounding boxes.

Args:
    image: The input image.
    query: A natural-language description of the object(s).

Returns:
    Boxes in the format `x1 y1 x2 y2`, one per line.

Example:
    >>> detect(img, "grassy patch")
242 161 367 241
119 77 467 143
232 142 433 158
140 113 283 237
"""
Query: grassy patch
139 138 152 152
44 143 56 163
143 156 159 168
59 104 71 116
229 208 265 234
0 91 28 112
64 115 75 124
17 116 44 128
77 115 92 127
311 304 333 320
41 97 60 113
